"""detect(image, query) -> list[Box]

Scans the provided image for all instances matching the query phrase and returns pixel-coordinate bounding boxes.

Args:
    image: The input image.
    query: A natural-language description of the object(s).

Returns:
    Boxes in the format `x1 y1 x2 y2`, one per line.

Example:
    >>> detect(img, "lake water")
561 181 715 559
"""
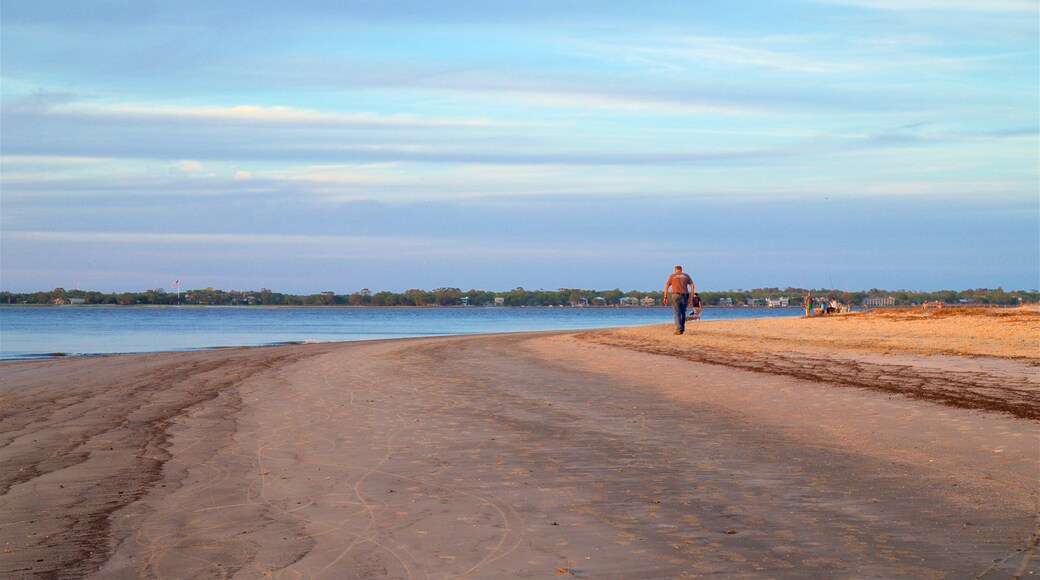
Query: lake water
0 306 806 360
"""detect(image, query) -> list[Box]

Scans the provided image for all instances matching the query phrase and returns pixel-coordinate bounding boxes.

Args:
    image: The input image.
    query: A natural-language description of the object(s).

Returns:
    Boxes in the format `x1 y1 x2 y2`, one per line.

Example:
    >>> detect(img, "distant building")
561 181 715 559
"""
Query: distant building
460 296 470 306
494 297 505 306
863 296 896 307
717 297 734 306
765 297 790 307
640 296 657 307
745 298 763 307
225 290 243 305
619 297 640 306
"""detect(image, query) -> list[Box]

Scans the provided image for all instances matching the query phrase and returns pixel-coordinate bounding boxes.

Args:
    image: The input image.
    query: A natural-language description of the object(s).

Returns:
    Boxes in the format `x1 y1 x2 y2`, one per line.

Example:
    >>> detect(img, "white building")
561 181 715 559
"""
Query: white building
863 296 896 307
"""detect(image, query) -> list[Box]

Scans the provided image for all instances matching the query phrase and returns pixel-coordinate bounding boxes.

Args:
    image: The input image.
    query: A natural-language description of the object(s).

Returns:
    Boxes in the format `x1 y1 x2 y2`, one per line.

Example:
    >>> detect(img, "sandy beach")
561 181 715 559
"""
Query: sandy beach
1 308 1037 577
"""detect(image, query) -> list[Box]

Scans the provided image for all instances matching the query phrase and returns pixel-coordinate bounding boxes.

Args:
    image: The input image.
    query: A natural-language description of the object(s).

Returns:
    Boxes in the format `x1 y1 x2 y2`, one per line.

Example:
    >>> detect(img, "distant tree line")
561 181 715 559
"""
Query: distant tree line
2 286 1036 307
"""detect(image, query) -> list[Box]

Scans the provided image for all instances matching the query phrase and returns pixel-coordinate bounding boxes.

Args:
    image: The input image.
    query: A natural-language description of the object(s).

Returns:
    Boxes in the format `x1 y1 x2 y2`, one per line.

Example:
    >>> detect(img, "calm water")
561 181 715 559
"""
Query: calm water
0 306 805 360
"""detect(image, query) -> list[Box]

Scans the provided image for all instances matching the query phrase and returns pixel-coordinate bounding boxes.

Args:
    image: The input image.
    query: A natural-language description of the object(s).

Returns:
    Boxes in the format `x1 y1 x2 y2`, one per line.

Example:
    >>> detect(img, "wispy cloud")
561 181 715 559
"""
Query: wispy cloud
6 98 512 129
2 230 660 262
0 94 811 167
811 0 1036 13
622 36 854 75
584 31 1033 83
5 230 428 247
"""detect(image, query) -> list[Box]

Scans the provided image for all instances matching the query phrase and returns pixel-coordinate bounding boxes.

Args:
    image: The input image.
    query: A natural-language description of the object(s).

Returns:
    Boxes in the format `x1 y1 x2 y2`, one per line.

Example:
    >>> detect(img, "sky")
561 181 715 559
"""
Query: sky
1 0 1037 294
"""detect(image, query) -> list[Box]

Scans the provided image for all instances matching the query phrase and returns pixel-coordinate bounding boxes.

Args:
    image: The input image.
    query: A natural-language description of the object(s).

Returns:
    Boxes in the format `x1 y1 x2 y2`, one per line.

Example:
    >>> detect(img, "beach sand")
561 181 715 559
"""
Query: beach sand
1 308 1037 577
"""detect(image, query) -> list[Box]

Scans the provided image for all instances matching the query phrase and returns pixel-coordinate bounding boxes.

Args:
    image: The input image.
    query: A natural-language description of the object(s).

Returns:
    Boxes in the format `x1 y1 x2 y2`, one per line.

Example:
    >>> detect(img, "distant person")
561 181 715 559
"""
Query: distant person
829 297 839 314
688 292 702 321
803 291 813 317
663 265 695 335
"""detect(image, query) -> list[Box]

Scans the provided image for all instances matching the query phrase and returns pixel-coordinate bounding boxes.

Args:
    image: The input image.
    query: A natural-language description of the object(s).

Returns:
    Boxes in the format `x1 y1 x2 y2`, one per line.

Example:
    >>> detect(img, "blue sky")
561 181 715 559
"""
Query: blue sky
2 0 1037 293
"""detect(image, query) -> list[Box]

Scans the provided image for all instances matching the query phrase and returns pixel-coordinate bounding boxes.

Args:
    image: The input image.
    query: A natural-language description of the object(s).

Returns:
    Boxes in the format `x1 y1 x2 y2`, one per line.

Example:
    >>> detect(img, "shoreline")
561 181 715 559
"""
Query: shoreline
3 305 1031 363
2 311 1037 576
0 307 805 362
3 302 1028 310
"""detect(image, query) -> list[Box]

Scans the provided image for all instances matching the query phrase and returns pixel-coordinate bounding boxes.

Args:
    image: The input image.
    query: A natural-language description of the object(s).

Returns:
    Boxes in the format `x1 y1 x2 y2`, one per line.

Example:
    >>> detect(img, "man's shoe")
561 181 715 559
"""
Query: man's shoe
673 330 681 335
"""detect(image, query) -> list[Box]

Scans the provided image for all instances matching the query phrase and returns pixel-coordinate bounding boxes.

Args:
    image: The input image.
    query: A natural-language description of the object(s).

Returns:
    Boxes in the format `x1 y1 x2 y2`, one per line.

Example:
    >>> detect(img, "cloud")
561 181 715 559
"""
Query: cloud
811 0 1036 13
618 37 855 75
4 230 421 247
0 94 816 167
0 229 661 264
583 29 1036 85
3 188 1036 292
0 154 115 167
7 99 511 129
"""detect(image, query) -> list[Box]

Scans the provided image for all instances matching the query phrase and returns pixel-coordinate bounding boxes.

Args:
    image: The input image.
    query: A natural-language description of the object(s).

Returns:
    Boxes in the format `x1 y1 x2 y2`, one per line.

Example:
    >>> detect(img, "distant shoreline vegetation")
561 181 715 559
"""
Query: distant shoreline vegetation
2 287 1036 308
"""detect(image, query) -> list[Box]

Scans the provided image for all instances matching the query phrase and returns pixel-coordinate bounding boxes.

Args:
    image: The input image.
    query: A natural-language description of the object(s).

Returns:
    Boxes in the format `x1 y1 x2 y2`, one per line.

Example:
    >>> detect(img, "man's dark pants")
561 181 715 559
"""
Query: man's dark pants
671 293 689 333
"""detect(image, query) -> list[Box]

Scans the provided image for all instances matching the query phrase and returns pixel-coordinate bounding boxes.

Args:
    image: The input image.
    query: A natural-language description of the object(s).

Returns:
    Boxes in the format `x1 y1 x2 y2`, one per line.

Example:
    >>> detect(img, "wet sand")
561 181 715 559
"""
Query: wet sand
1 309 1038 577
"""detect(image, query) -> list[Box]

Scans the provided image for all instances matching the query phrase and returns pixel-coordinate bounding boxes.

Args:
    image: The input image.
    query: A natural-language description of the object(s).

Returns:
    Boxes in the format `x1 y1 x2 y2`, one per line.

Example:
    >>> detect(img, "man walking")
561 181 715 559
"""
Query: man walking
663 265 695 335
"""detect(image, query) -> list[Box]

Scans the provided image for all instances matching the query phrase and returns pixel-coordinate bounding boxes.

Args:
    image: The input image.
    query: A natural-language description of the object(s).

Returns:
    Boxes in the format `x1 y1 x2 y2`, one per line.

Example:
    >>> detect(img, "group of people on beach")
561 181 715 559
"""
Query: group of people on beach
664 265 851 334
802 291 845 317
